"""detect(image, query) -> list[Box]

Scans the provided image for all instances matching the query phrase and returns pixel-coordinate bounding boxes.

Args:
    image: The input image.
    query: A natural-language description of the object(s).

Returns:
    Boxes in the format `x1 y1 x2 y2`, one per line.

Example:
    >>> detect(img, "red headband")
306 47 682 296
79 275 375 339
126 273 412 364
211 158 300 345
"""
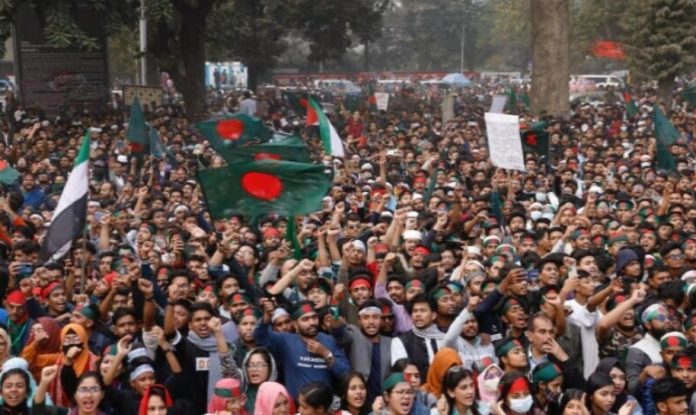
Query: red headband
349 278 372 290
508 377 529 394
41 282 62 300
6 290 26 305
414 246 430 256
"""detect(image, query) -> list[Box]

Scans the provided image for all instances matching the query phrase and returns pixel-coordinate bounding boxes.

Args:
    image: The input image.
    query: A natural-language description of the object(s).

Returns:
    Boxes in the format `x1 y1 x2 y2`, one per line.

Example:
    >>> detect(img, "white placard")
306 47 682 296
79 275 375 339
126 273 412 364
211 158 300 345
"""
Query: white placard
484 112 526 172
374 92 390 111
490 95 507 113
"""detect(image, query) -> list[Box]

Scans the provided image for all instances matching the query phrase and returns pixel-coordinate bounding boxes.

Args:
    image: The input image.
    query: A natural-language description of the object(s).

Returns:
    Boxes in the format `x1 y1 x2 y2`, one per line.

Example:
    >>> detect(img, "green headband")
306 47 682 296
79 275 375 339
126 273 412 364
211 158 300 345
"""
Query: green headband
495 338 522 357
79 306 98 321
383 372 409 391
214 387 243 398
660 334 688 350
532 363 562 384
433 287 451 301
291 303 315 320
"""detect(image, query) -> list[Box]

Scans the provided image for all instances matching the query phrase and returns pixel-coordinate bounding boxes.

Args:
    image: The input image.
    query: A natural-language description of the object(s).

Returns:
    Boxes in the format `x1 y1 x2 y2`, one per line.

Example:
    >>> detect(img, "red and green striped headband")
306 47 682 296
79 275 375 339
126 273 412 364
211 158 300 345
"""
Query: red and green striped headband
660 332 688 350
405 279 424 291
291 303 316 320
532 362 562 383
383 372 409 391
671 354 696 369
239 307 262 320
433 287 452 301
214 386 243 398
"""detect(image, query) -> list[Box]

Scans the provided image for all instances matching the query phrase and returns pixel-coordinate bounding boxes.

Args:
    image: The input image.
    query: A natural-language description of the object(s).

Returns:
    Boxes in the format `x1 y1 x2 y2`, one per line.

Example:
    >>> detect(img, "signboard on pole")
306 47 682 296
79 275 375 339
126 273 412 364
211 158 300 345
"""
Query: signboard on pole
13 4 108 115
374 92 390 111
484 113 526 172
442 95 455 124
122 85 163 107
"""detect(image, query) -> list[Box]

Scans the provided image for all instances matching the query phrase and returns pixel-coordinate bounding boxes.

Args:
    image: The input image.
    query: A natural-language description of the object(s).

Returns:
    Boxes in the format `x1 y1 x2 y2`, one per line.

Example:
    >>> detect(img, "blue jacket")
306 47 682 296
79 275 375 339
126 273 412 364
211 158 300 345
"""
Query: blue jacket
253 321 351 398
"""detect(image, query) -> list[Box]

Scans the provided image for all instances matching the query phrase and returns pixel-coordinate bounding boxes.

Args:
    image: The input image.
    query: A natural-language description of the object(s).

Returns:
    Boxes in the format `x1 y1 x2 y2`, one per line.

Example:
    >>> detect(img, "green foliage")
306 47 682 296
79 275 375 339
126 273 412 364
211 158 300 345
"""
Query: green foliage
621 0 696 83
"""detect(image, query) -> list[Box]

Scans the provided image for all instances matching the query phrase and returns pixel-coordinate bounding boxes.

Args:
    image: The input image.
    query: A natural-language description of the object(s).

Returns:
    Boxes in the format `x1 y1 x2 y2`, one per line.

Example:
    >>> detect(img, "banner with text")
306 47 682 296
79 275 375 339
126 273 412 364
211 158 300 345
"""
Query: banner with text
374 92 390 111
484 113 525 172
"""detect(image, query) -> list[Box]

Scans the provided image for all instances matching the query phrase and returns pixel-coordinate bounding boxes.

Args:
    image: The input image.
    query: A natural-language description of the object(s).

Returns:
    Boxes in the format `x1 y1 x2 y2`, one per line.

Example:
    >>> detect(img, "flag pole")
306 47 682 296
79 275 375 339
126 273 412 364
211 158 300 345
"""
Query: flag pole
80 223 87 293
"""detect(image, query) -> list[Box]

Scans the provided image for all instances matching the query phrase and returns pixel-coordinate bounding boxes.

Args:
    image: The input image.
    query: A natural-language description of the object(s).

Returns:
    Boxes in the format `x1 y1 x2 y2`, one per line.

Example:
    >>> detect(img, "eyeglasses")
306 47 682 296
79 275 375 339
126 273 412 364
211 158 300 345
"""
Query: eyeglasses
247 363 268 370
77 386 102 395
668 254 685 260
391 388 415 396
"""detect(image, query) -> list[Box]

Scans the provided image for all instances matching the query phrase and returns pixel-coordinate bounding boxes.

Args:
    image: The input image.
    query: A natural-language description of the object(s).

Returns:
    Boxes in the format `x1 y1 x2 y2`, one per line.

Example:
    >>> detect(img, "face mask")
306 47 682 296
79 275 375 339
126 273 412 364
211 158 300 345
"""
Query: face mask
530 211 542 221
483 379 499 392
477 401 491 415
620 125 628 132
544 388 560 404
509 395 534 413
535 192 547 203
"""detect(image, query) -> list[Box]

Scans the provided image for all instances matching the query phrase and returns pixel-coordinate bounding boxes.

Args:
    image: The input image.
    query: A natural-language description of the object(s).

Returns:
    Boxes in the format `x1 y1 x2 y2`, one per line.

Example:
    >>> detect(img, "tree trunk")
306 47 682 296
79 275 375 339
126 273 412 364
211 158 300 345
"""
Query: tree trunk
530 0 570 117
247 62 259 93
657 76 675 108
176 8 208 121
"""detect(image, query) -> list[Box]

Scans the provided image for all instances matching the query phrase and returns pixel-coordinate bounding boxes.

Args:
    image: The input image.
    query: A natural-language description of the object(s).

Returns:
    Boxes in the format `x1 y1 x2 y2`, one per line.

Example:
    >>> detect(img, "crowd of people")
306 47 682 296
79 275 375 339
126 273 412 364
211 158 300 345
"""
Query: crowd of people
0 78 693 415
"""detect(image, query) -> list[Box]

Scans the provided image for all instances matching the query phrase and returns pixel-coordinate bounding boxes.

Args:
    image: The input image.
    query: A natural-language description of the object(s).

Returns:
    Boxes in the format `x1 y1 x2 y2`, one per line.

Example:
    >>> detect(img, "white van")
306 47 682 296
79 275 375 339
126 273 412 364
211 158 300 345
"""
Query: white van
576 74 624 89
312 79 361 95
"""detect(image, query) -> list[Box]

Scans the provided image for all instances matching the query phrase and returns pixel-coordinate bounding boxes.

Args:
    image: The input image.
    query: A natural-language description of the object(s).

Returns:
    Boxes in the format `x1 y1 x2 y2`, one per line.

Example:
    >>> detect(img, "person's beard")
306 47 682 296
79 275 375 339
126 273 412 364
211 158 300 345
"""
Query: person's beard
649 326 667 340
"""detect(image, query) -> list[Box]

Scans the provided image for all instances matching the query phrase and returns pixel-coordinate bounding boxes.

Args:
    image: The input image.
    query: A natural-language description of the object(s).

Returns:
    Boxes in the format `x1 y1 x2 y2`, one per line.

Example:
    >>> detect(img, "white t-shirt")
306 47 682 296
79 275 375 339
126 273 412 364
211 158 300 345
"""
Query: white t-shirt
565 298 599 379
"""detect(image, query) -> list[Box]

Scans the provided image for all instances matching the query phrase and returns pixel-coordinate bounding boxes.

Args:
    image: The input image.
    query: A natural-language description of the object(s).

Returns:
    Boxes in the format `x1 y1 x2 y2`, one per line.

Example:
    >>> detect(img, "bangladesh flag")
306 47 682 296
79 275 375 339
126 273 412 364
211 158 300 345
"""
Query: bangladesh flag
307 97 345 157
623 91 638 119
126 97 147 153
678 86 696 107
149 125 178 166
282 91 322 115
367 80 377 112
0 160 20 185
197 160 332 219
653 105 678 172
521 121 549 158
197 114 272 156
223 136 312 164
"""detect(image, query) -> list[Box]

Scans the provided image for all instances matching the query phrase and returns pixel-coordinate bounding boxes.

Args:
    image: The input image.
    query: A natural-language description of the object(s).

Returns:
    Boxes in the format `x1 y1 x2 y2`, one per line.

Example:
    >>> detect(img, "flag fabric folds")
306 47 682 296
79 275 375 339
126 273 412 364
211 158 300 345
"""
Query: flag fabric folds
197 114 272 156
197 160 332 219
678 86 696 107
221 136 312 164
126 97 147 152
521 121 550 159
39 131 90 262
624 91 639 119
653 105 678 172
307 97 345 157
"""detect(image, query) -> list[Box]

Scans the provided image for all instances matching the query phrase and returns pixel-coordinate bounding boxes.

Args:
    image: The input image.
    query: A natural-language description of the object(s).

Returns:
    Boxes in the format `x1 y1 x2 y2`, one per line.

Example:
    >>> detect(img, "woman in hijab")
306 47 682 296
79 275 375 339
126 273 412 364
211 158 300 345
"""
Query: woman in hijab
238 347 278 413
422 348 463 401
207 378 248 415
0 357 51 415
23 323 98 406
138 385 173 415
253 382 294 415
594 358 642 415
21 317 61 380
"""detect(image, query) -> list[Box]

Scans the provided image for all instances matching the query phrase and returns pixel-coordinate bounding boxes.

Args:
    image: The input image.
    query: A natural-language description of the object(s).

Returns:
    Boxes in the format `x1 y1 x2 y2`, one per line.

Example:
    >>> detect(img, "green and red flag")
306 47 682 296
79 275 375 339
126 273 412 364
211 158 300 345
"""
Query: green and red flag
197 114 272 156
367 80 377 112
222 136 312 164
197 160 332 219
307 97 345 157
0 160 20 185
126 97 147 153
678 86 696 107
623 91 638 119
653 105 678 172
521 121 549 158
282 91 322 116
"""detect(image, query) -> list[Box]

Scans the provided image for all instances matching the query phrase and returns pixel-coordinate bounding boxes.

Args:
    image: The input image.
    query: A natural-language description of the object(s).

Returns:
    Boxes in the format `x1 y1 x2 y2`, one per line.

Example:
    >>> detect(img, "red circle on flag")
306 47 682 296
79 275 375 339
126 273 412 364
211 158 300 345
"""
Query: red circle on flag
254 153 281 161
241 172 283 201
299 98 308 108
216 119 245 141
0 160 7 170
